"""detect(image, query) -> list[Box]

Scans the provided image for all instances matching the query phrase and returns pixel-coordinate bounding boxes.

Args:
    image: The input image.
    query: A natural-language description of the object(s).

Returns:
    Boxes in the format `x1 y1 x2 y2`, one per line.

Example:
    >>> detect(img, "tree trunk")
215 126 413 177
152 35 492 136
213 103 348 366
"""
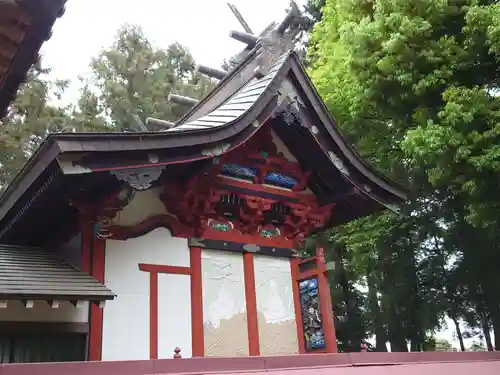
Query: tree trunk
367 272 387 351
337 246 355 351
386 301 408 352
481 314 493 351
492 317 500 351
389 334 408 352
451 317 465 352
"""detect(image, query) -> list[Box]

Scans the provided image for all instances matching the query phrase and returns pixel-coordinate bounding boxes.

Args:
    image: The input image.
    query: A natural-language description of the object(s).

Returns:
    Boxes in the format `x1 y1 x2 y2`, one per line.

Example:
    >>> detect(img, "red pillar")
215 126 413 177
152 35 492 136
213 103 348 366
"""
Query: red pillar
190 247 204 357
291 258 306 353
316 247 338 353
243 252 260 355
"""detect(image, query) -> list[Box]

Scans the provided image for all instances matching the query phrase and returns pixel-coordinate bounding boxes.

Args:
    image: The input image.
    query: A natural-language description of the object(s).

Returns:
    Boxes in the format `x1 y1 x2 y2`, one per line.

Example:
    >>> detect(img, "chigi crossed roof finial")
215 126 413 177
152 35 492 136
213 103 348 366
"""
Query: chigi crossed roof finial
229 2 301 78
163 2 302 122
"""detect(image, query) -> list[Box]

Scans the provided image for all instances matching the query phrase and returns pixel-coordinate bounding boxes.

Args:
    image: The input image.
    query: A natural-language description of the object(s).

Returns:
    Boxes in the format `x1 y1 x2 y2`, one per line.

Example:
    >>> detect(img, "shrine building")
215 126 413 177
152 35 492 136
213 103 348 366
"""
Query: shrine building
0 0 411 364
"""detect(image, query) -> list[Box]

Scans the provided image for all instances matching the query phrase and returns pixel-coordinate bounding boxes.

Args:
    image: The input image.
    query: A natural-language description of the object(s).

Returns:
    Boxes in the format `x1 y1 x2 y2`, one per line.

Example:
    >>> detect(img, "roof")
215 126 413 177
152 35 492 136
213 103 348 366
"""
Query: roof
0 0 67 117
0 11 409 243
0 49 408 243
167 52 290 133
0 351 498 374
0 244 115 301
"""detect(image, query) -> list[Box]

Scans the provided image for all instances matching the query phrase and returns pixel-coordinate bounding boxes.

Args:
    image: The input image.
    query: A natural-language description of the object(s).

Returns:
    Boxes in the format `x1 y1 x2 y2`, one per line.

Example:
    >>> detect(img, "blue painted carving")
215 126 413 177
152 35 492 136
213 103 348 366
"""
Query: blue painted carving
264 172 297 189
299 278 325 351
221 163 298 189
221 164 257 180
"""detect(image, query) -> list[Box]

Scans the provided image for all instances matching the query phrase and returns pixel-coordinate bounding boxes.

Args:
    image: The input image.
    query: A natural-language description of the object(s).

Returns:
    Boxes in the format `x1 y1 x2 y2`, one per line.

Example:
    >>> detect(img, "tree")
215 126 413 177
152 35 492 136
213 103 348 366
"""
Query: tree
1 24 216 192
79 25 215 131
434 338 453 352
308 0 500 351
470 342 487 352
0 59 77 190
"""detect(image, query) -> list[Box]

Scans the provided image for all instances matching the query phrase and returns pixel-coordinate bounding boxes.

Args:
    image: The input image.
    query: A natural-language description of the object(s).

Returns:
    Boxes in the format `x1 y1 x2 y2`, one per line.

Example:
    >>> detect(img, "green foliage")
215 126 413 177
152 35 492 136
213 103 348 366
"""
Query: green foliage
2 1 500 352
434 338 453 352
0 24 213 190
0 60 76 188
82 25 214 131
308 0 500 351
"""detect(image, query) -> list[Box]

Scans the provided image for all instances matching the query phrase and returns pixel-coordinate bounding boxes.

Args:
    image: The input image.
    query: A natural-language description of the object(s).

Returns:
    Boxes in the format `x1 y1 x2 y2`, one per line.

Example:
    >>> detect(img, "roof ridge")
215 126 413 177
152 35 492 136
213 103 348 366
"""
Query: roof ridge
175 46 261 126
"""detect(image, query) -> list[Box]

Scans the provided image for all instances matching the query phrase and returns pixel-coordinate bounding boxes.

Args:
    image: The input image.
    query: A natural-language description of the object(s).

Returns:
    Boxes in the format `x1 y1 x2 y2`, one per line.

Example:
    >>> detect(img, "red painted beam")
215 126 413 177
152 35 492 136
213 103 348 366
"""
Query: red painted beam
89 237 106 361
190 247 205 357
243 252 260 356
139 263 191 275
291 258 306 353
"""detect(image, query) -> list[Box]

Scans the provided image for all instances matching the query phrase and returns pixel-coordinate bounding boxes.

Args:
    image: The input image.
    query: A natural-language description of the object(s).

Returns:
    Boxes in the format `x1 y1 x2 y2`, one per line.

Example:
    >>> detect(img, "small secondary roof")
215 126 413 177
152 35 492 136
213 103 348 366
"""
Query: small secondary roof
0 244 115 302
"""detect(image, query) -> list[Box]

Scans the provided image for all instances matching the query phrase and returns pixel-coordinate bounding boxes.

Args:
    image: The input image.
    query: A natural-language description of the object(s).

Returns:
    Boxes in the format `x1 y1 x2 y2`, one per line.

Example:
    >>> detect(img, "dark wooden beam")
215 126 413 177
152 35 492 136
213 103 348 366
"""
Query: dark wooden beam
188 238 297 258
276 1 300 34
168 93 199 107
145 117 175 130
131 114 148 132
197 64 227 80
229 30 258 47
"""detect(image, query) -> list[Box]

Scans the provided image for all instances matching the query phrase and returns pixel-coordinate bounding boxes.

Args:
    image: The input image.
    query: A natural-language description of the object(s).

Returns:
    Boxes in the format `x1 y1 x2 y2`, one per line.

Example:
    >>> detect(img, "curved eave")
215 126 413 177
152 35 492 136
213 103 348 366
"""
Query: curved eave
0 0 67 117
0 55 292 228
0 49 408 235
286 55 408 204
50 54 293 153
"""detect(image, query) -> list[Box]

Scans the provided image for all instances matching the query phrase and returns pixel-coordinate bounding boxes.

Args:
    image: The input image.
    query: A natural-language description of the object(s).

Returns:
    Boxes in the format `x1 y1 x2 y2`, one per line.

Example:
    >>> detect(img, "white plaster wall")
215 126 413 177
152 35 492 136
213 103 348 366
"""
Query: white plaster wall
254 255 299 355
110 187 168 227
102 227 191 361
158 273 192 359
202 250 249 356
0 300 88 322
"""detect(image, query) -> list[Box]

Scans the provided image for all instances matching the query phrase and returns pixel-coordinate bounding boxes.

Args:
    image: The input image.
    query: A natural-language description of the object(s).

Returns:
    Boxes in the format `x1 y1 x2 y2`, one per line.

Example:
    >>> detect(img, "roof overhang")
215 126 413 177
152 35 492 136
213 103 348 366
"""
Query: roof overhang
0 52 408 241
0 0 67 117
0 244 115 307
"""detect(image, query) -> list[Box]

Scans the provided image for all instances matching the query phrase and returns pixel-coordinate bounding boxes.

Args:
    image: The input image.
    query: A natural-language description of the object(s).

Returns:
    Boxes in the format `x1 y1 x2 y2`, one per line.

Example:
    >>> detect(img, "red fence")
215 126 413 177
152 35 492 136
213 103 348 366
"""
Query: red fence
0 352 500 375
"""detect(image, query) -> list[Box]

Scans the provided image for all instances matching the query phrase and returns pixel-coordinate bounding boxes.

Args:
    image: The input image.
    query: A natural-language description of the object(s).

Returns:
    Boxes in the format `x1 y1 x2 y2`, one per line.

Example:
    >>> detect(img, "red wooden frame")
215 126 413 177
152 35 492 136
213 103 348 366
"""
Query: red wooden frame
149 271 159 359
75 122 340 360
294 248 338 354
80 217 107 361
290 258 306 354
89 238 106 361
139 263 191 359
243 253 260 356
190 247 204 357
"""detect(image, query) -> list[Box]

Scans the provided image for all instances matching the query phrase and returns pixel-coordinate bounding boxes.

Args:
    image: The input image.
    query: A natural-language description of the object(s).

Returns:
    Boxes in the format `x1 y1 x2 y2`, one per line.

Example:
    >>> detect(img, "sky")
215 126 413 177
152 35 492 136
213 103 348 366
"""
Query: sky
38 0 491 351
40 0 306 101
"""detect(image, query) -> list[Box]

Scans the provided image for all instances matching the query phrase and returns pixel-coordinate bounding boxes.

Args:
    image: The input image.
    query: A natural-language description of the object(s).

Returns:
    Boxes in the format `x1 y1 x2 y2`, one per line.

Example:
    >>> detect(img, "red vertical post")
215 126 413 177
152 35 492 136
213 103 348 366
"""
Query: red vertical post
243 252 260 356
149 271 159 359
316 247 338 353
89 236 106 361
290 258 306 353
190 247 205 357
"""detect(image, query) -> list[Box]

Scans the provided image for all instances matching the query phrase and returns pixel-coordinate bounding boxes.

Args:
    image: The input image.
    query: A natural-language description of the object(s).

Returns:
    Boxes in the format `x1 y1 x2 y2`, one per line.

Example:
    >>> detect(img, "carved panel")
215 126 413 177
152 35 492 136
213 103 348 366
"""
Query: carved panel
299 278 325 351
82 124 335 249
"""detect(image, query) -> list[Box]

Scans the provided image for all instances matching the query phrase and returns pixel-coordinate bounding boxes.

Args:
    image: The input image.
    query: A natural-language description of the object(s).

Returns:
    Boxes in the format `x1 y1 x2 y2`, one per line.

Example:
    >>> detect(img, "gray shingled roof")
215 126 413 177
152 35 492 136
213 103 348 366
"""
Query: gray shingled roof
0 245 115 301
168 52 291 133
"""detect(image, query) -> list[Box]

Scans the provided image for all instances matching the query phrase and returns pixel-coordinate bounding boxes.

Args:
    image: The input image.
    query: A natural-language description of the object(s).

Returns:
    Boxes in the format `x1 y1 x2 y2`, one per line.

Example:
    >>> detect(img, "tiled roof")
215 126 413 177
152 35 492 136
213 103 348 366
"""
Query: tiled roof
0 244 114 301
168 52 290 133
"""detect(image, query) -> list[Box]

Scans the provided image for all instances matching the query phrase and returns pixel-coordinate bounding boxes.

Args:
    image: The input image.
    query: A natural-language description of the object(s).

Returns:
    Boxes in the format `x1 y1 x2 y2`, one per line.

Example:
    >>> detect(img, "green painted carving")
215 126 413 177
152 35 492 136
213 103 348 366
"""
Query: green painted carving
211 222 232 232
260 228 279 238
